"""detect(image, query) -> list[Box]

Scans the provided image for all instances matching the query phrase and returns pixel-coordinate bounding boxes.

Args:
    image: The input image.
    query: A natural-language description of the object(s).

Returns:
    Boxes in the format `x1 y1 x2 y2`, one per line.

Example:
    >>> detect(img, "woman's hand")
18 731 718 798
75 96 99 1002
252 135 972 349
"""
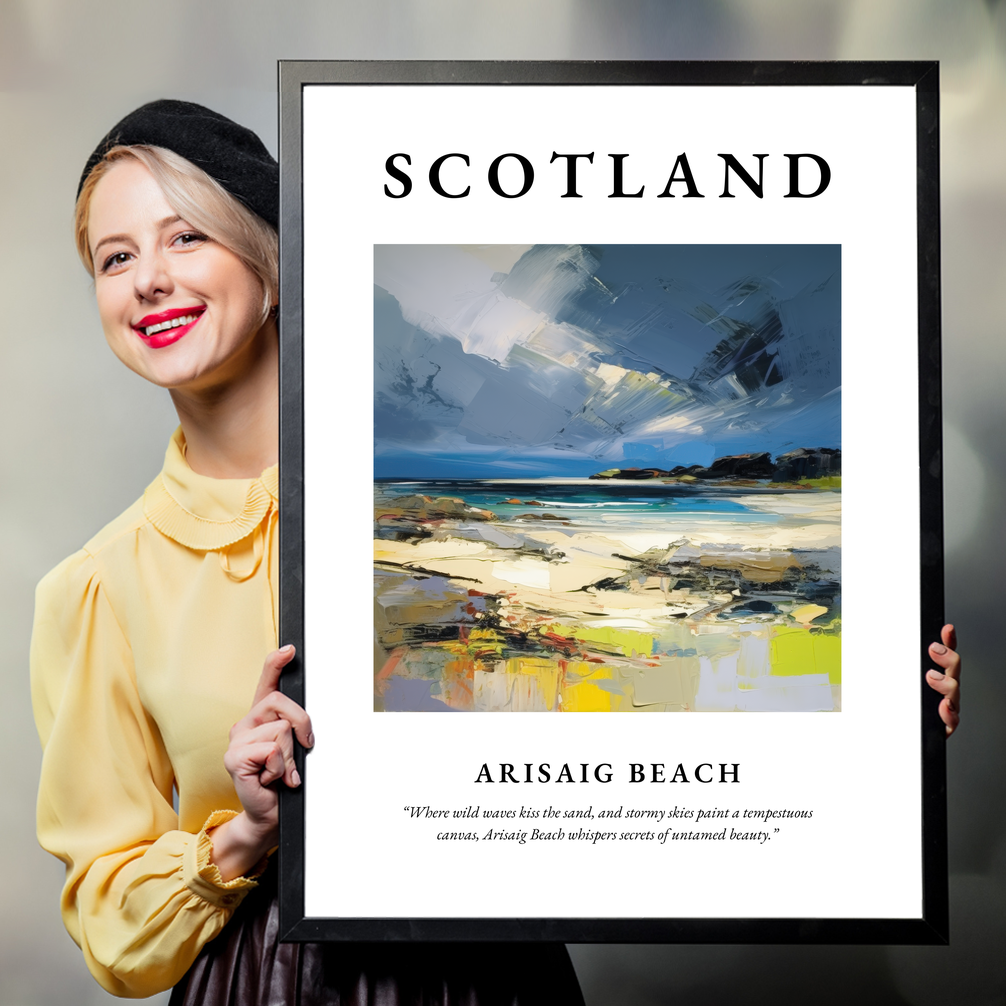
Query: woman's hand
209 645 314 881
926 624 961 737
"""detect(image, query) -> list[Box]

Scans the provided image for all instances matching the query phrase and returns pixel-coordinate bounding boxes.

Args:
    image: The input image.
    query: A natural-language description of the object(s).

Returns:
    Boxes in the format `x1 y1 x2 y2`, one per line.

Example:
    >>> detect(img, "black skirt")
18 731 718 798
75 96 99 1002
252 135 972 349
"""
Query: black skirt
169 869 585 1006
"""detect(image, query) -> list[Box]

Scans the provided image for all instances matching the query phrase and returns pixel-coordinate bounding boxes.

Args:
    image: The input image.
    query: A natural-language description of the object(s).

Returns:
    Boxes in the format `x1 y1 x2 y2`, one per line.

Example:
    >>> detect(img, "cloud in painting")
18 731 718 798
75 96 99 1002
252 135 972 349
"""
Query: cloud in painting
374 244 840 477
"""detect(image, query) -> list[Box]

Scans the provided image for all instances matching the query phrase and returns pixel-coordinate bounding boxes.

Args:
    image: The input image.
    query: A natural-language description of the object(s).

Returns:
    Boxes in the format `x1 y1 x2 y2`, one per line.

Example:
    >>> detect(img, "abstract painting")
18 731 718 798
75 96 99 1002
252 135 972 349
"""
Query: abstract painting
374 244 841 713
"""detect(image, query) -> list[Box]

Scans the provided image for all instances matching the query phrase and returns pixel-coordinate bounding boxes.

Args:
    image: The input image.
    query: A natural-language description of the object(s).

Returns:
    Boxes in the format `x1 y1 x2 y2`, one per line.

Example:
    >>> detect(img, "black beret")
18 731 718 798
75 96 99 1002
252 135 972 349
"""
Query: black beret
78 99 278 228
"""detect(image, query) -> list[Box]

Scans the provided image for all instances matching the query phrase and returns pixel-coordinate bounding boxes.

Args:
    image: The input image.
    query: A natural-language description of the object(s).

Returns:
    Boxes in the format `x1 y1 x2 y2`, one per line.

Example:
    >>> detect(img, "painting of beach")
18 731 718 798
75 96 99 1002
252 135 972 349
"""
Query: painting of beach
374 244 841 712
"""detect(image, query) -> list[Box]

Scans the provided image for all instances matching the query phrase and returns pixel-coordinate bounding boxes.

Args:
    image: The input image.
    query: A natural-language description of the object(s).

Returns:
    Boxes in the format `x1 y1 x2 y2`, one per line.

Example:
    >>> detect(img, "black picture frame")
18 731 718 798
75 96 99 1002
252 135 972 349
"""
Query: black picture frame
277 60 945 944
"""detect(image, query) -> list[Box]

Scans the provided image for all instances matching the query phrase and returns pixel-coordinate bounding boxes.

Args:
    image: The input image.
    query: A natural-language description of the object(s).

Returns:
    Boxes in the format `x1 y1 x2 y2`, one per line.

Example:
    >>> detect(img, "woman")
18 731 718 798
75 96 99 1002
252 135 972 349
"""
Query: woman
31 100 586 1003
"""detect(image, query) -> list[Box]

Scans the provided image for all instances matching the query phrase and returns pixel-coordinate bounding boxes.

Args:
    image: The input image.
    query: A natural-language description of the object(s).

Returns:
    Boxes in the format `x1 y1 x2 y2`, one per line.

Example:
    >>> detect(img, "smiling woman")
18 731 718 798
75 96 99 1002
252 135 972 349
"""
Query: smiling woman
85 159 271 393
30 100 585 1004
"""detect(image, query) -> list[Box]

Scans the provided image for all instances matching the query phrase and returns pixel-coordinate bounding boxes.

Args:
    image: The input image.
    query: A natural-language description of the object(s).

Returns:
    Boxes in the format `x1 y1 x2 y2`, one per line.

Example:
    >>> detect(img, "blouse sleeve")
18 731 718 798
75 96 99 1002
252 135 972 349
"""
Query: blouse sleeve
30 549 262 998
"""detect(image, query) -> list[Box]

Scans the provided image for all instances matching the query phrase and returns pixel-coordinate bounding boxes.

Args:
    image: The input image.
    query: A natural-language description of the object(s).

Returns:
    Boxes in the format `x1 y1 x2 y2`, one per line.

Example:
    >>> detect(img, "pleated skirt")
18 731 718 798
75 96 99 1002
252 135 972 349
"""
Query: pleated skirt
169 870 585 1006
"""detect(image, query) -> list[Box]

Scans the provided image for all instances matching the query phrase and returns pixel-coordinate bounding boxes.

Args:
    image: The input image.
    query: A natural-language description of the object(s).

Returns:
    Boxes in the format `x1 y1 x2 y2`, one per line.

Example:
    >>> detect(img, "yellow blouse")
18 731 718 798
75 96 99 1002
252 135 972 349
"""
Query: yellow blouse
31 428 279 998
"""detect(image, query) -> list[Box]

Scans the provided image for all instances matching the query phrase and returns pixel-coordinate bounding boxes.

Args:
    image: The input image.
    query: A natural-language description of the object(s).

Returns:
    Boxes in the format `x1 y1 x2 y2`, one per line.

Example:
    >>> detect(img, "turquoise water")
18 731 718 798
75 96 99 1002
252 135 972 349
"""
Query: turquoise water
374 478 796 530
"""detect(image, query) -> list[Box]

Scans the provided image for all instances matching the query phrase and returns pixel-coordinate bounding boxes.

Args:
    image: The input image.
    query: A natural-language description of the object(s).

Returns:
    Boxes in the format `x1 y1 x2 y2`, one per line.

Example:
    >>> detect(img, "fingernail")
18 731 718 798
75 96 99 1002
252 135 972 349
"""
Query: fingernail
928 670 944 679
292 768 301 787
306 732 315 748
280 644 295 654
931 643 947 654
946 700 956 713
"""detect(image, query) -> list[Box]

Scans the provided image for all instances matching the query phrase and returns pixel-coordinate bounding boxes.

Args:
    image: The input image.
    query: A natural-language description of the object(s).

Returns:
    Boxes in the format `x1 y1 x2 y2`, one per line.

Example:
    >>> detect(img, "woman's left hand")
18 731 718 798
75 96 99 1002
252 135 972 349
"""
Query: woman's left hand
926 624 961 737
209 645 313 881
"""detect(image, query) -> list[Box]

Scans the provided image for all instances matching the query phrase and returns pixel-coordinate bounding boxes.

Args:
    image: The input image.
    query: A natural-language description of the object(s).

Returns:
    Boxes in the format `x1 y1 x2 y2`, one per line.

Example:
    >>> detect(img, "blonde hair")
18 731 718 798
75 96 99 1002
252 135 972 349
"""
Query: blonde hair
75 145 278 322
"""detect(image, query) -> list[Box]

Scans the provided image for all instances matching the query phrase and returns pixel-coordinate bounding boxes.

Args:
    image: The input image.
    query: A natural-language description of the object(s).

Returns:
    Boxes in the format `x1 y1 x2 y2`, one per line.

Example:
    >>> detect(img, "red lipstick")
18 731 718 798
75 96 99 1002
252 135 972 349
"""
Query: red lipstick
133 306 206 349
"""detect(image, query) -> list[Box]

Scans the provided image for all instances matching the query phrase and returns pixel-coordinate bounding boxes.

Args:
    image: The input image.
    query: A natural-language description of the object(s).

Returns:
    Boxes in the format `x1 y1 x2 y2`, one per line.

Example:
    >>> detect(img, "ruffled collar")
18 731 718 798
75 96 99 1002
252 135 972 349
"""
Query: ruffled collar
143 428 278 551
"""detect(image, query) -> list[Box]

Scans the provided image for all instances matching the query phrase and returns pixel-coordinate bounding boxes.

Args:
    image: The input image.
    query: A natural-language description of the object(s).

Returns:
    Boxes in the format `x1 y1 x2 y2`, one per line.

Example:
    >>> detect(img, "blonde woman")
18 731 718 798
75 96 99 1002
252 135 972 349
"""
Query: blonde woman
32 100 585 1004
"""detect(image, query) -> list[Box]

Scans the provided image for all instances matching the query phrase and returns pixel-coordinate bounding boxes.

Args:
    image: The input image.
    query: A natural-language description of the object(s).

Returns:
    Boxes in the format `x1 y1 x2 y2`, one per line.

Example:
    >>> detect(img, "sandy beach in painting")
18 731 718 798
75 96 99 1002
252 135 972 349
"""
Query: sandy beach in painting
375 479 841 713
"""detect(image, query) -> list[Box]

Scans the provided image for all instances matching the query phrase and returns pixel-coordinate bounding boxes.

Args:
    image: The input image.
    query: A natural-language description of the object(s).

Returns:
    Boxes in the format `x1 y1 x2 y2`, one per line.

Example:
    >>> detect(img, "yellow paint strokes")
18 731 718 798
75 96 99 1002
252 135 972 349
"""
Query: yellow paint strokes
462 628 505 658
560 662 618 711
503 656 561 711
549 622 655 659
791 603 829 625
770 626 842 684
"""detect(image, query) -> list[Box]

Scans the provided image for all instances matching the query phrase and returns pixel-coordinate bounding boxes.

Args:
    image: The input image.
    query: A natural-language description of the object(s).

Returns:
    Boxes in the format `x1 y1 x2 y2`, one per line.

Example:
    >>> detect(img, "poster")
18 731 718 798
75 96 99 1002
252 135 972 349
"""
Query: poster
278 62 945 942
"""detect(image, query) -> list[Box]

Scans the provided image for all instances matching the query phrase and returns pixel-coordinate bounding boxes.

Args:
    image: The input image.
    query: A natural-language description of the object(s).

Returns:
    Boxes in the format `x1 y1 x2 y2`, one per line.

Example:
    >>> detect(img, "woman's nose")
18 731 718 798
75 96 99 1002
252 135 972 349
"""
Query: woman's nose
133 249 173 302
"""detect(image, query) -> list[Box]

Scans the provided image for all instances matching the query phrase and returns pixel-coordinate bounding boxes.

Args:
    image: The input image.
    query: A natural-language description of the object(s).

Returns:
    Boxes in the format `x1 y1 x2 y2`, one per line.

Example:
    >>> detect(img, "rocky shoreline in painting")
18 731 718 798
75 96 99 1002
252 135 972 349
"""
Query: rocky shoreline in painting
590 447 841 485
374 457 841 714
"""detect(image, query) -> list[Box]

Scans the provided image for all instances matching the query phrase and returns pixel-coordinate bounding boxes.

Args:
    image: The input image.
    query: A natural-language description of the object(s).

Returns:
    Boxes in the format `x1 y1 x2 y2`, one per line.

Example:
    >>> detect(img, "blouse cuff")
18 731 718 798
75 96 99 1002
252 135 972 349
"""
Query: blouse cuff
183 810 269 909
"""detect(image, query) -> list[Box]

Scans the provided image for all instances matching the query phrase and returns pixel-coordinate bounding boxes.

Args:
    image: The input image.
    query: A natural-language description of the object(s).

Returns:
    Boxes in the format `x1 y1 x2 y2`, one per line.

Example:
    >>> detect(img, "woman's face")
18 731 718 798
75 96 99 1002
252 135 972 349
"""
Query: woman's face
87 158 270 392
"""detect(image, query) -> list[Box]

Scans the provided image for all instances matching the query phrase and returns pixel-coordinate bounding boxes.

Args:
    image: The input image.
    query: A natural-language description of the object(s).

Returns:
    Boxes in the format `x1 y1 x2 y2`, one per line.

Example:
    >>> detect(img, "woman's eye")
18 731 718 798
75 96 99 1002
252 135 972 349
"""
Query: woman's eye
101 251 132 273
173 231 208 248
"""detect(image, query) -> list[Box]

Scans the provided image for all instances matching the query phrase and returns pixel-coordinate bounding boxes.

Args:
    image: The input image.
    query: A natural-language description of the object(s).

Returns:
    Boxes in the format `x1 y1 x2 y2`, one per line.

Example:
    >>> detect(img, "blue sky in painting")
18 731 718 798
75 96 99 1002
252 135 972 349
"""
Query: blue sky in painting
374 244 840 478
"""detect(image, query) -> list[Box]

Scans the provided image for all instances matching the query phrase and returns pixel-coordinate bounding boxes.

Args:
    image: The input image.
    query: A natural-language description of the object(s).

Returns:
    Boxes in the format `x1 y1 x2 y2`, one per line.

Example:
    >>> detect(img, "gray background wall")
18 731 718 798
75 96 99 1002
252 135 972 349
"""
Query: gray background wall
1 2 1003 1003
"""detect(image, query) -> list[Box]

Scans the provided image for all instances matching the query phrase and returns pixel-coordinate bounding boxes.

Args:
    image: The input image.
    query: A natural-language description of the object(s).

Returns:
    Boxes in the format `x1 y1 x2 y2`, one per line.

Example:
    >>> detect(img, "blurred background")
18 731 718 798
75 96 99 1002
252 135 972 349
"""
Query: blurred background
1 1 1003 1003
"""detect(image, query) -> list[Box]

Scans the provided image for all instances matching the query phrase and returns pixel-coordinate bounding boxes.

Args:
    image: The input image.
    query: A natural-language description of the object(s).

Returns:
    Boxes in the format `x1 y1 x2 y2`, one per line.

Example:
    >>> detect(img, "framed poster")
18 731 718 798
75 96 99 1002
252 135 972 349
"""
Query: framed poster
277 61 946 943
